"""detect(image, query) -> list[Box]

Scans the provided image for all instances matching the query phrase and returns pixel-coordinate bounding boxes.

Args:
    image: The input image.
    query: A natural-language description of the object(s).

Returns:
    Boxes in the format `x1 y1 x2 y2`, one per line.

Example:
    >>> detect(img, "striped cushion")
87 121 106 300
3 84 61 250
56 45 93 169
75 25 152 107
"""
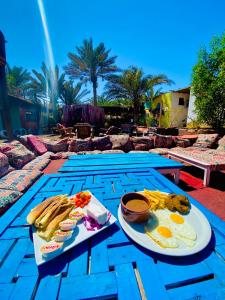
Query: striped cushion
0 169 41 192
0 189 22 209
22 157 50 171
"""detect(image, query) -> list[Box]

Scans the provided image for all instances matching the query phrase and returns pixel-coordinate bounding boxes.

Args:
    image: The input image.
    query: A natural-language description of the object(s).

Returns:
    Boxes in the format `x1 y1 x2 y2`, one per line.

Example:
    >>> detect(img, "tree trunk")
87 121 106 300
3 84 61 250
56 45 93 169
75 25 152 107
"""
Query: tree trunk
133 99 139 124
92 80 97 106
0 31 13 141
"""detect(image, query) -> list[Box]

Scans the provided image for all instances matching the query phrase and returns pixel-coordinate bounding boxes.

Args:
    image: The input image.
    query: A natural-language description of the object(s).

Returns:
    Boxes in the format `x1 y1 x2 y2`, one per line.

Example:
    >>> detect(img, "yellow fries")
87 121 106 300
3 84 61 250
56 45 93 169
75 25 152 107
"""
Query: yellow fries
141 189 171 211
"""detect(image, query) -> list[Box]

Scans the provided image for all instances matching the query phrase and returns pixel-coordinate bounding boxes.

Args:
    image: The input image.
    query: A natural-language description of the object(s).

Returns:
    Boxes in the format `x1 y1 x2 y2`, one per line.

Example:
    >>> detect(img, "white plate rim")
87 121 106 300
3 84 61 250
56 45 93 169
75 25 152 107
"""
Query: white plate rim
118 203 212 256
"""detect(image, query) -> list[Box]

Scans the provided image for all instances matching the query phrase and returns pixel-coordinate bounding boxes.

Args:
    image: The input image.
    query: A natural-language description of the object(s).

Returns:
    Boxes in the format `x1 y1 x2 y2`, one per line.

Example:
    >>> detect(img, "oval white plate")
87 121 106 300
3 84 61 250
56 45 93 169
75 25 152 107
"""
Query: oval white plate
118 204 212 256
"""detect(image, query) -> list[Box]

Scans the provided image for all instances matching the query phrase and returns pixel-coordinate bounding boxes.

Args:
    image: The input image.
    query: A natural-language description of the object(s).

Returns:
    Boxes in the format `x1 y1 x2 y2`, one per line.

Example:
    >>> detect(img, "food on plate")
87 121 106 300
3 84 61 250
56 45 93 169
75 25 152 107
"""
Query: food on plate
142 190 190 214
71 191 92 208
86 203 108 225
37 206 73 241
165 194 190 214
54 230 73 242
59 219 77 231
125 199 149 212
154 210 196 242
26 195 66 225
141 190 167 210
69 208 85 221
145 214 179 248
35 197 69 229
40 241 63 258
145 209 197 248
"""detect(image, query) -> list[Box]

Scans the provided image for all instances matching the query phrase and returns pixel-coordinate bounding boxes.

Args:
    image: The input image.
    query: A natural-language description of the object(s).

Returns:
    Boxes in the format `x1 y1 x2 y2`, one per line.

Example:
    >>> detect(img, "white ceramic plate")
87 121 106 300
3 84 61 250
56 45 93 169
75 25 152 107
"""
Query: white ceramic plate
32 192 117 265
118 203 212 256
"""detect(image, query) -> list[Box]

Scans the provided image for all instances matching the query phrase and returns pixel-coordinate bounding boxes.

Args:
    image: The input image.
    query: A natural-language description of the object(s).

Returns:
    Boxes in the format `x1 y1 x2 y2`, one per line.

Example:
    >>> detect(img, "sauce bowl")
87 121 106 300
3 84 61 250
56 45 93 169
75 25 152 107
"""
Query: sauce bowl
120 192 151 223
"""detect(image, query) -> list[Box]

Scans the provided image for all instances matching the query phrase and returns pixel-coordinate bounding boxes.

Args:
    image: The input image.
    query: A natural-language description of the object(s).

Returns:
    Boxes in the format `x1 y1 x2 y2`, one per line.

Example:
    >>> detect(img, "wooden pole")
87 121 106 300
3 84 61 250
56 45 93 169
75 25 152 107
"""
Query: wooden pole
0 31 13 141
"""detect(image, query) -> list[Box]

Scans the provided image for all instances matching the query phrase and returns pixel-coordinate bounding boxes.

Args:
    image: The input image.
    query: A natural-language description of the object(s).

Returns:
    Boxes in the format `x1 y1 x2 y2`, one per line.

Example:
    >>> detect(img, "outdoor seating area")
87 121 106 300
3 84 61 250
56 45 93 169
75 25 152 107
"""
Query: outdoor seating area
0 131 224 215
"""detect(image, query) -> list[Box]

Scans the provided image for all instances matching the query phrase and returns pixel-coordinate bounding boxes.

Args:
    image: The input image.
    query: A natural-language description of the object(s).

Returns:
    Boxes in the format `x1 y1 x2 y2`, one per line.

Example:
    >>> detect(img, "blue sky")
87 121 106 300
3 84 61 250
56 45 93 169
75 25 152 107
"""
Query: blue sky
0 0 225 96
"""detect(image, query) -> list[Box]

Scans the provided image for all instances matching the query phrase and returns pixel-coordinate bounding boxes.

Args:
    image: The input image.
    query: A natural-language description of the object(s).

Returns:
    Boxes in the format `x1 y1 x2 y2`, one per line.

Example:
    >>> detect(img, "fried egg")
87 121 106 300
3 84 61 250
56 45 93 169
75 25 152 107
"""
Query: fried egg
145 214 179 248
154 210 197 245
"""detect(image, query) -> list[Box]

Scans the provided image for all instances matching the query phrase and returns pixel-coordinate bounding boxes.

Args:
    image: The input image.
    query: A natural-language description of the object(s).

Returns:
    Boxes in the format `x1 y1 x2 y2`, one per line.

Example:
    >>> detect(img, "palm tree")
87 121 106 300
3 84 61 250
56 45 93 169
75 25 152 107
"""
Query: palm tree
104 66 173 123
60 81 89 105
6 65 31 97
64 38 118 106
29 62 65 120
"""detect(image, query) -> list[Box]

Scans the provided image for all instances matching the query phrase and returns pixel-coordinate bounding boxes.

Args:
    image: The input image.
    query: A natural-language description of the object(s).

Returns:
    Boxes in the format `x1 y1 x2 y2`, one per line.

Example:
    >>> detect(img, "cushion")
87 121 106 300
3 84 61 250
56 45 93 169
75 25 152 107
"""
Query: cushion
217 136 225 152
149 148 169 155
129 150 148 153
109 135 133 152
92 136 112 151
154 134 173 148
0 165 14 178
0 142 14 153
68 138 93 152
27 136 47 155
176 139 191 148
132 137 154 151
4 143 35 169
43 138 69 153
0 189 22 209
102 150 124 154
193 134 219 148
0 152 8 168
18 134 33 149
0 169 41 192
77 150 102 155
22 157 50 171
106 126 120 135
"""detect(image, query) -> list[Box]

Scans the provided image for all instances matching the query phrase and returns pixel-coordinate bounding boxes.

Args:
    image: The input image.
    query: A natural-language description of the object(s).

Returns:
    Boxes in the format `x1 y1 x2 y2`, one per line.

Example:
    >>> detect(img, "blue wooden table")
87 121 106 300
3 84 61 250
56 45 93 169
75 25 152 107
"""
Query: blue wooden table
59 153 183 184
0 167 225 299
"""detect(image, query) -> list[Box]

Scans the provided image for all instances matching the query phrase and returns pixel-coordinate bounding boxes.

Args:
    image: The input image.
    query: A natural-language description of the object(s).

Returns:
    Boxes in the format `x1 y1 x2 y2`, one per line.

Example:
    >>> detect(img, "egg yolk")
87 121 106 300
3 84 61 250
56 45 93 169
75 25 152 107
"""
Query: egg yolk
170 213 184 224
157 226 172 238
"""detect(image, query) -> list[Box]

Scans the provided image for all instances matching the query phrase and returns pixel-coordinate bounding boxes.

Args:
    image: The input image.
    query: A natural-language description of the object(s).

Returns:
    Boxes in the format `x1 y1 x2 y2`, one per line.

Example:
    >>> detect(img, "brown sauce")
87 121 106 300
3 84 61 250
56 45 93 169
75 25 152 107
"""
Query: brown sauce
125 199 149 212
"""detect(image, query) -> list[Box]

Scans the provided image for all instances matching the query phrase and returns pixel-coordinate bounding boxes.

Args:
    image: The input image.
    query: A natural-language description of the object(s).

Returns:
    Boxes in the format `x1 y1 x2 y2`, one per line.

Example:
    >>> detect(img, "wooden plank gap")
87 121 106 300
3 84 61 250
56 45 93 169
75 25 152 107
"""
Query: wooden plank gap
165 273 214 290
107 241 132 249
132 262 147 300
87 239 92 275
0 239 17 268
30 276 41 300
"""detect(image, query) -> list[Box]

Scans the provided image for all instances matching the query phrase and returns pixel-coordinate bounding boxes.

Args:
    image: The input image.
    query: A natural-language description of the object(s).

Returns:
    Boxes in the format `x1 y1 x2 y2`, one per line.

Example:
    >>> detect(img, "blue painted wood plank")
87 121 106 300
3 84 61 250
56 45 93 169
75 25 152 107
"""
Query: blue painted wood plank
69 153 159 160
67 240 89 277
90 231 109 274
205 252 225 285
9 276 38 300
0 238 30 283
115 263 141 300
16 257 38 277
35 276 61 300
108 244 151 266
167 278 225 300
11 196 45 227
0 283 15 299
59 160 182 172
157 260 213 287
216 244 225 260
137 259 169 300
0 227 30 240
0 239 15 265
59 272 117 300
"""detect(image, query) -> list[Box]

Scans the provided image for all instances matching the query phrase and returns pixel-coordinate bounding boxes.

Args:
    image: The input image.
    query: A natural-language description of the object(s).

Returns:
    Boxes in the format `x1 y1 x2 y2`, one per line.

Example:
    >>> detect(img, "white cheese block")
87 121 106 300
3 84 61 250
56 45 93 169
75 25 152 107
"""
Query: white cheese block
86 203 108 225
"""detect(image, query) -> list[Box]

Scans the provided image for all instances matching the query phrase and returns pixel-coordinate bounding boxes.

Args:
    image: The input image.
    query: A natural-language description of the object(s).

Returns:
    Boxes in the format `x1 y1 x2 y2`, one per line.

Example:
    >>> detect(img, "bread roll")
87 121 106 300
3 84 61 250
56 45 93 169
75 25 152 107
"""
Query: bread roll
26 196 58 224
37 205 73 241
